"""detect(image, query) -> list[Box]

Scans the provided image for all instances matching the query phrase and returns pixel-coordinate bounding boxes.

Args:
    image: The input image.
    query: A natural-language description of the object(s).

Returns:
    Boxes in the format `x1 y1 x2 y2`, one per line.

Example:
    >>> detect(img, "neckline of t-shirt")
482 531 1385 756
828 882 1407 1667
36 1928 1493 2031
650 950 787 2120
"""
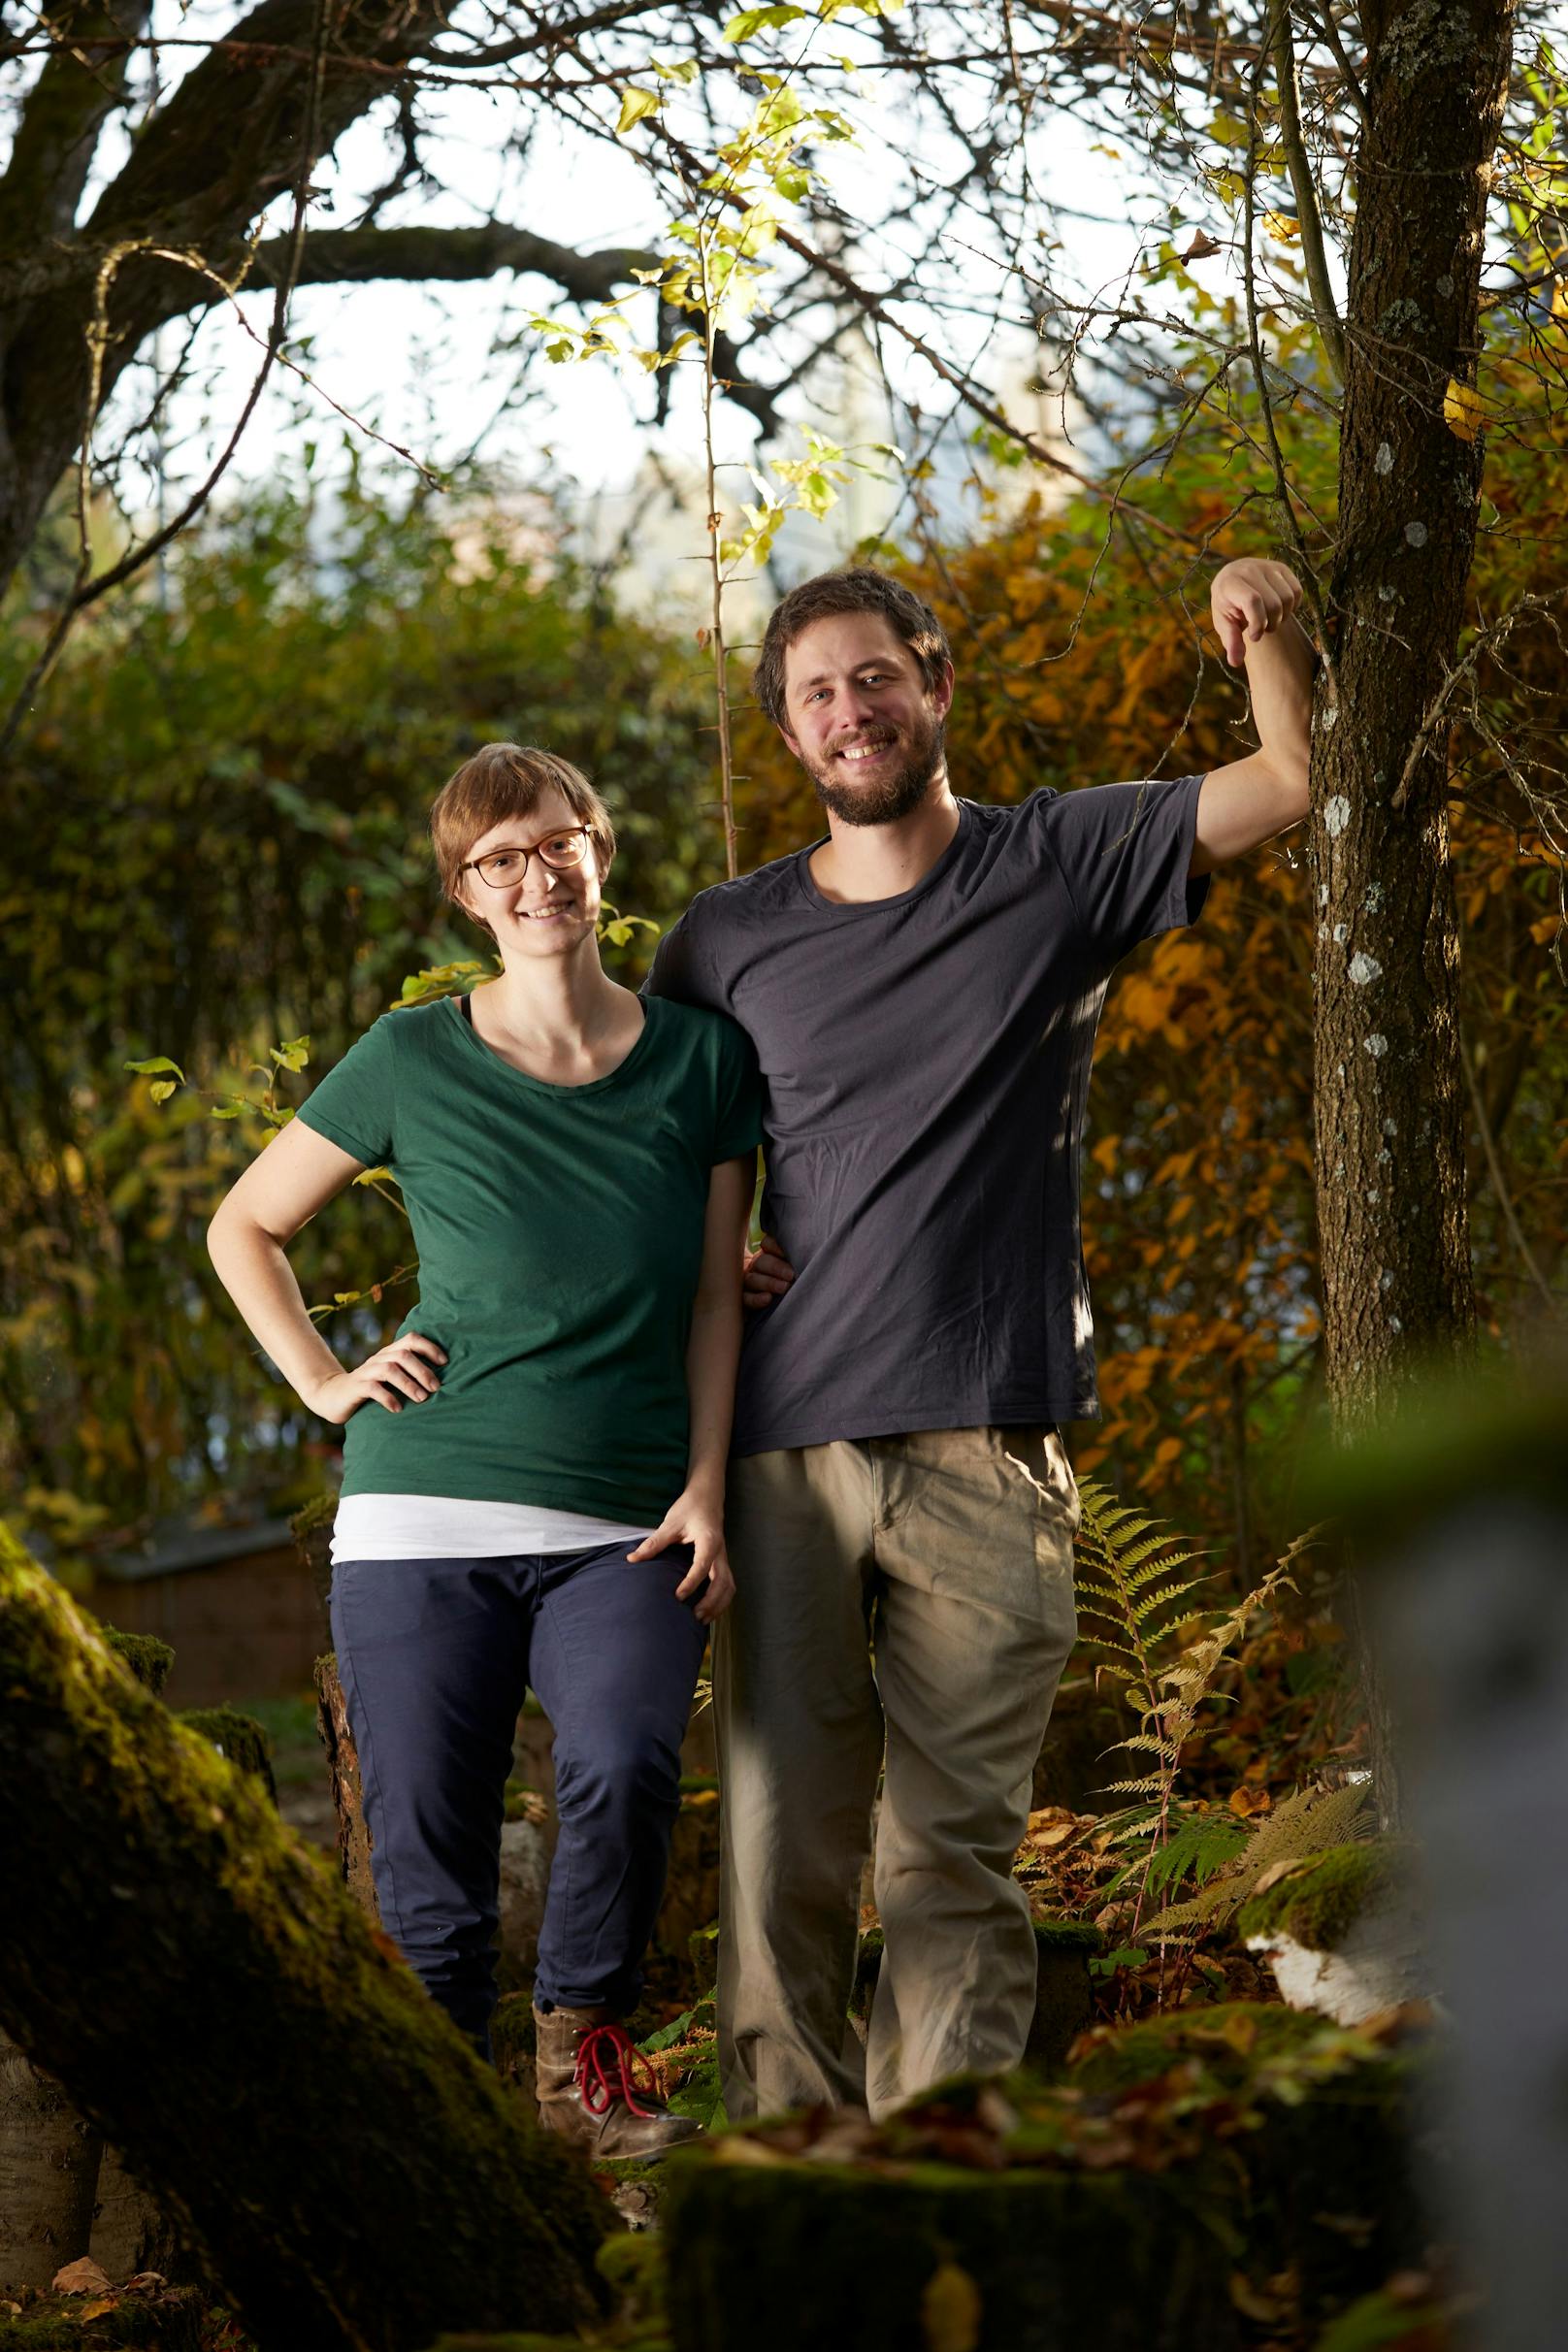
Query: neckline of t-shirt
441 987 660 1096
792 800 974 916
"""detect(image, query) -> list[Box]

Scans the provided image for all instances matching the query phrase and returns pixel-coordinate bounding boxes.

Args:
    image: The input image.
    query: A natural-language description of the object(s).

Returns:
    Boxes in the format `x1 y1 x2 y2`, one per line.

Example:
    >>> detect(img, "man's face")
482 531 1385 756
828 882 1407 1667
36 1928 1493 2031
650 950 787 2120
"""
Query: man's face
779 613 955 827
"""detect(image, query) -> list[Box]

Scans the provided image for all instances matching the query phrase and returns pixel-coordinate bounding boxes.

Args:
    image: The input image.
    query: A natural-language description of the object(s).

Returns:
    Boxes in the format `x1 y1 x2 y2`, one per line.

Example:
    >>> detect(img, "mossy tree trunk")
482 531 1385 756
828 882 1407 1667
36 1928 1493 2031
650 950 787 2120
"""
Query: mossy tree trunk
1310 0 1515 1818
0 1527 607 2352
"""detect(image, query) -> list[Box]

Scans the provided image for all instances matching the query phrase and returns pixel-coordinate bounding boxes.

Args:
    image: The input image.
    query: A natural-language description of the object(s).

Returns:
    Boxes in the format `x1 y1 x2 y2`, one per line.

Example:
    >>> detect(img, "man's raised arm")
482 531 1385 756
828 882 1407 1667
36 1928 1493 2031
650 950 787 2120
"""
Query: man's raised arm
1191 558 1316 877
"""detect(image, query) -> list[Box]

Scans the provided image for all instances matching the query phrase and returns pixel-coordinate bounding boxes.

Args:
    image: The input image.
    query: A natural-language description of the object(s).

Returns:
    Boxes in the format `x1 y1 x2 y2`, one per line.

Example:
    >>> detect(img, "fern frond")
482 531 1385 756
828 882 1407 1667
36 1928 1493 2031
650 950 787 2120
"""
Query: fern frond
1140 1781 1374 1939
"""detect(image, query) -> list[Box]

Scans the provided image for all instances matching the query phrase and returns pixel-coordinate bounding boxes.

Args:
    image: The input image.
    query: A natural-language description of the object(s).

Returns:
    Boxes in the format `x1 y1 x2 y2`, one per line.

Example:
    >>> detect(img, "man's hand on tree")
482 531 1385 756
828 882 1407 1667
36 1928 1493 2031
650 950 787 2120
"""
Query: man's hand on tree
743 1233 797 1311
1210 558 1303 668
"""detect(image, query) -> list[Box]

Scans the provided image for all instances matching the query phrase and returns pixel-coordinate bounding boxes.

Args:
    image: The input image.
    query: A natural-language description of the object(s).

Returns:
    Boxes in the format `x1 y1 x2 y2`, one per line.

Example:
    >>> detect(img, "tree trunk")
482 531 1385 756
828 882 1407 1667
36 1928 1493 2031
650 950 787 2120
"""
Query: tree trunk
313 1651 379 1922
0 2037 101 2293
1310 0 1515 1810
0 1526 608 2352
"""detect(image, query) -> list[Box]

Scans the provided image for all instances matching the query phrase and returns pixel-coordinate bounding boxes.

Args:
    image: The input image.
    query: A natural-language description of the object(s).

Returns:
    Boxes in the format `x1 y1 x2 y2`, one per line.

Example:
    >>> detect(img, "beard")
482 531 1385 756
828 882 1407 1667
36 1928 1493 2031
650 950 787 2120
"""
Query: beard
804 709 947 827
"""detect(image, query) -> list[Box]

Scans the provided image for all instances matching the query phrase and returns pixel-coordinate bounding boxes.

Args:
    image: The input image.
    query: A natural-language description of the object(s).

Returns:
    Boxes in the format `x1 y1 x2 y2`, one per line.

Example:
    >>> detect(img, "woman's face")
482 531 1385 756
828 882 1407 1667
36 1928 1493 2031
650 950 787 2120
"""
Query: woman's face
456 787 607 961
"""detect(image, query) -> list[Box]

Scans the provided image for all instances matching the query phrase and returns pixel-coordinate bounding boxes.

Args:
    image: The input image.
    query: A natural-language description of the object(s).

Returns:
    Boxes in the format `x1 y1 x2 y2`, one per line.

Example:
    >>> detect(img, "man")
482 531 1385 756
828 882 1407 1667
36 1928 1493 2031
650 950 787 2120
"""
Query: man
644 557 1313 2120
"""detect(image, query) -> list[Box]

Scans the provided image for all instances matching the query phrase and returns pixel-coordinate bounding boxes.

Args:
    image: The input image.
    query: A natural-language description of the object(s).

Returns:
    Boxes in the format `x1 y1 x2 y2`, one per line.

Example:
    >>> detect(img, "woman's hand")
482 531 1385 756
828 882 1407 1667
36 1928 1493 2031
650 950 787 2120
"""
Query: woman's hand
628 1486 735 1623
742 1231 796 1311
305 1332 448 1424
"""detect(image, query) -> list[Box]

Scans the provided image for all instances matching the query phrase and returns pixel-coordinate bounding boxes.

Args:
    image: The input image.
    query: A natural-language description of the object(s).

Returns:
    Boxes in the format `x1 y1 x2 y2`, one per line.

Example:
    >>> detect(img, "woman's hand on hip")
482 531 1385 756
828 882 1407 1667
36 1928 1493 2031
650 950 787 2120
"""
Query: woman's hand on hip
628 1489 735 1623
303 1332 447 1424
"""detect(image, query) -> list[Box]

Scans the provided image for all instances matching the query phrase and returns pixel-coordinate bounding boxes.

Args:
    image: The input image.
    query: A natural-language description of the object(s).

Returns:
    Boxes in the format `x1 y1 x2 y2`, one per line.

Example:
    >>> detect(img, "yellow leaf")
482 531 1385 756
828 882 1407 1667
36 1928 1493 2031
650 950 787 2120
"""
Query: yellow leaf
1262 210 1300 243
1442 378 1485 442
921 2260 982 2352
615 86 660 136
1552 278 1568 320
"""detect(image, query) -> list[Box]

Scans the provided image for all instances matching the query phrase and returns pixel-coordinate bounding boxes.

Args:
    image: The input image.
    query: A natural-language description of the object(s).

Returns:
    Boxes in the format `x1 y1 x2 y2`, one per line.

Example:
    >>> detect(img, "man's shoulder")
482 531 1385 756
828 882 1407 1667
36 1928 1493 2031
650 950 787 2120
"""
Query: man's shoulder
684 845 808 930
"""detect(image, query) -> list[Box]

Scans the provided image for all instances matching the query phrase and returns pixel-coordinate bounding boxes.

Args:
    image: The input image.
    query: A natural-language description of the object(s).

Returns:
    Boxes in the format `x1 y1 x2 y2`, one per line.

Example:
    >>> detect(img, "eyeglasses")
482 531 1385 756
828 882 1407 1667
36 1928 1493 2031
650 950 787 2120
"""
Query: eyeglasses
460 828 593 890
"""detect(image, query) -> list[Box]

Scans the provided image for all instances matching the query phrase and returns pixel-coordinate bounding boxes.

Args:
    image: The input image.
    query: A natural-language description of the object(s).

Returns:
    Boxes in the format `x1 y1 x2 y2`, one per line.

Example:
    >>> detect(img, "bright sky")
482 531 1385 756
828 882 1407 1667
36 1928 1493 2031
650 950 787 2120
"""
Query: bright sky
93 8 1159 567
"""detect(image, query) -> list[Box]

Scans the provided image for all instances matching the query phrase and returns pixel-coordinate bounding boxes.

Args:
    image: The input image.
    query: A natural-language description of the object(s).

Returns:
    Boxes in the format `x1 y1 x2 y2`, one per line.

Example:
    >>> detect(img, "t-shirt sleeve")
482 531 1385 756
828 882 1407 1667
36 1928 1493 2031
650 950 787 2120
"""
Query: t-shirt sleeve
294 1013 397 1166
642 903 726 1013
709 1017 764 1164
1043 774 1210 964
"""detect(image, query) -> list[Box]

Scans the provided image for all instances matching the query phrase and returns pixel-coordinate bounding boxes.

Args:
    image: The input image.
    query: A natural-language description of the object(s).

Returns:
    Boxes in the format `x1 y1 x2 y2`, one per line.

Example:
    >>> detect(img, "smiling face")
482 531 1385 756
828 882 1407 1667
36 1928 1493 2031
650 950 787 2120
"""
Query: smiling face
454 785 607 959
778 612 955 827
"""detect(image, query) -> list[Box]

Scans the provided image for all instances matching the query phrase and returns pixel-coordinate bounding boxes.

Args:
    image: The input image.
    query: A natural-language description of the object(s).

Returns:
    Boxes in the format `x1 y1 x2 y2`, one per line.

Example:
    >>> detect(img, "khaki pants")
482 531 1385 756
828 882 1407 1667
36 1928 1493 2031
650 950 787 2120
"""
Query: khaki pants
716 1425 1080 2121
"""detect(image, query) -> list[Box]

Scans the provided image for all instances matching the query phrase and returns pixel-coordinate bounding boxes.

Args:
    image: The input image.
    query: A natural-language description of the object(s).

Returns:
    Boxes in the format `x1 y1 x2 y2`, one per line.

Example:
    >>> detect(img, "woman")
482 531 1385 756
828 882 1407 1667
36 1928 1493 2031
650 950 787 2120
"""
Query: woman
208 743 761 2156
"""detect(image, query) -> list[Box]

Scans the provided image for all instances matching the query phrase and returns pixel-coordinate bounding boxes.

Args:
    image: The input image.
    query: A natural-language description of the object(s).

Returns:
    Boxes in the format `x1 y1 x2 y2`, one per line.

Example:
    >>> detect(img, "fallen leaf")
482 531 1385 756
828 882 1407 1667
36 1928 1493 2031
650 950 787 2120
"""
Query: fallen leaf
1228 1782 1272 1817
921 2259 983 2352
1250 1857 1308 1898
78 2297 118 2320
52 2258 114 2296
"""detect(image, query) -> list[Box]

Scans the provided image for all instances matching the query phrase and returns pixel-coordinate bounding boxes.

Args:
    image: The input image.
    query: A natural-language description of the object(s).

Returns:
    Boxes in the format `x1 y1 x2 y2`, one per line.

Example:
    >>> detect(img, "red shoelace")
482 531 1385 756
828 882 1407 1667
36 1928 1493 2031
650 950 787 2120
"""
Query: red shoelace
573 2022 658 2120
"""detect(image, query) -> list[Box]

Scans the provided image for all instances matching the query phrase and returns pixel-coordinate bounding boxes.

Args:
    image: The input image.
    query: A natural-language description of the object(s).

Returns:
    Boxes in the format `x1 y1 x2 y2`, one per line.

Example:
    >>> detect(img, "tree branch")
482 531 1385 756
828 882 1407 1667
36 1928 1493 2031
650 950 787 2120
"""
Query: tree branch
1269 0 1347 383
0 0 151 247
240 222 787 435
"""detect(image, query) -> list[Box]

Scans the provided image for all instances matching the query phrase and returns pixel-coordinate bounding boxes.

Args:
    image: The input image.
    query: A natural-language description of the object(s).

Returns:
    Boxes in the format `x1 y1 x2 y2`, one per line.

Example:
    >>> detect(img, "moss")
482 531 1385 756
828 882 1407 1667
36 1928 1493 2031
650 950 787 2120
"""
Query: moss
0 1522 611 2347
1303 1363 1568 1549
0 2286 204 2349
101 1627 175 1696
177 1707 278 1804
659 2009 1427 2349
1066 2000 1331 2096
288 1492 339 1540
491 1992 539 2086
1030 1918 1103 1954
663 2155 1238 2351
1236 1843 1402 1953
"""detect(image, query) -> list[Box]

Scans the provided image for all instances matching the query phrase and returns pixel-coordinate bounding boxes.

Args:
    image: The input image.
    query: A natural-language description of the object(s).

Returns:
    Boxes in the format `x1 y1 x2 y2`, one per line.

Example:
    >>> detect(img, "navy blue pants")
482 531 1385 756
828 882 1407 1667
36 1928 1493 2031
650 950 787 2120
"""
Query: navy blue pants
330 1542 707 2050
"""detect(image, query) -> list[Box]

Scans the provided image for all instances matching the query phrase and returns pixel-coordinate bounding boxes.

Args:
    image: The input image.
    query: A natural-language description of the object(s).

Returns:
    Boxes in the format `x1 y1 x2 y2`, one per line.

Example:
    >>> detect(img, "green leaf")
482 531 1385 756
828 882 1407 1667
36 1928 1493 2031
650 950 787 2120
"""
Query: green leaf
124 1056 185 1080
148 1079 178 1105
615 86 661 136
722 4 808 39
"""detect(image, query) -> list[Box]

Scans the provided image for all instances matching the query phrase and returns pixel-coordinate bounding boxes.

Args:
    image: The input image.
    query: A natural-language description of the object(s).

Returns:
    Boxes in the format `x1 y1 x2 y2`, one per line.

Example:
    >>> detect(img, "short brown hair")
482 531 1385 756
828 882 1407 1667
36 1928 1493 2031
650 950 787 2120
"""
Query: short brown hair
430 743 615 931
752 567 952 729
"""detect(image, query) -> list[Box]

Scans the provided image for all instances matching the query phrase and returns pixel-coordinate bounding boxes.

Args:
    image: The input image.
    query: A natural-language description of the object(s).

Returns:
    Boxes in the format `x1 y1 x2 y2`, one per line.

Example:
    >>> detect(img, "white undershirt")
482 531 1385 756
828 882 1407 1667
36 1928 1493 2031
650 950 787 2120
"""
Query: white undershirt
330 1493 656 1564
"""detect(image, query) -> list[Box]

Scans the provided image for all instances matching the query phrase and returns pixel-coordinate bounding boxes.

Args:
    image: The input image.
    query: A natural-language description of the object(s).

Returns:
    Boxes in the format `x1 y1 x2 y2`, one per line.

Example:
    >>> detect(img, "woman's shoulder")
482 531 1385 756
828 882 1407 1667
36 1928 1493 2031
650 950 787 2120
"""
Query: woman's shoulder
645 991 753 1063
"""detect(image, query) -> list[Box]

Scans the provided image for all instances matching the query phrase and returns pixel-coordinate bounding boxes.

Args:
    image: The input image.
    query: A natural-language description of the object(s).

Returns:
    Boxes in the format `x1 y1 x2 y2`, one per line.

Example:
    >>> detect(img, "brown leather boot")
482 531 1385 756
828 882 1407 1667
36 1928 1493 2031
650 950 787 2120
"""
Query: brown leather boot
533 2004 703 2157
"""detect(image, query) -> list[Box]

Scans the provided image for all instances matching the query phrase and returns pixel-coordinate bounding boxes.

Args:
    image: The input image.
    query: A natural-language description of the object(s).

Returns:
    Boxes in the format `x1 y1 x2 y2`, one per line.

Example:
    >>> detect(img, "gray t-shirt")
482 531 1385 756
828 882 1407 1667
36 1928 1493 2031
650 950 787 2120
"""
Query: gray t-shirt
644 777 1210 1454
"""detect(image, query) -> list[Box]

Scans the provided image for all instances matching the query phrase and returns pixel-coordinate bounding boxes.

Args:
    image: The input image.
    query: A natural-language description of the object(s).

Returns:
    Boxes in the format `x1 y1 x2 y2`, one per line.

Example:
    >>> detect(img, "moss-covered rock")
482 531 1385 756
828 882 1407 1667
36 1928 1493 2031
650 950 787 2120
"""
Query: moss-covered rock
100 1631 174 1698
175 1709 277 1805
1236 1844 1403 1953
659 2005 1429 2351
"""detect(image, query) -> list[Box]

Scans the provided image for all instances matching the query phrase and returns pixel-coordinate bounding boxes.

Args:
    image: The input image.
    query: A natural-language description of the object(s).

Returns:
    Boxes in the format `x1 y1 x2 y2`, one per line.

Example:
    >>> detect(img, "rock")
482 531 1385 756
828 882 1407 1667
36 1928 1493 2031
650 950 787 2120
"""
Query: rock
1238 1842 1428 2026
496 1819 550 1989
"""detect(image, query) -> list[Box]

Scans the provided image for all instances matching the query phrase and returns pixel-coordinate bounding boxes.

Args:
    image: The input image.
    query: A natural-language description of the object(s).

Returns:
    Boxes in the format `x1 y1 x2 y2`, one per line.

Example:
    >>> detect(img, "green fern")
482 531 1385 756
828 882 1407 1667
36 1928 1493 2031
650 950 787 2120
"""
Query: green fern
1070 1480 1302 1938
1073 1480 1210 1722
1140 1781 1374 1940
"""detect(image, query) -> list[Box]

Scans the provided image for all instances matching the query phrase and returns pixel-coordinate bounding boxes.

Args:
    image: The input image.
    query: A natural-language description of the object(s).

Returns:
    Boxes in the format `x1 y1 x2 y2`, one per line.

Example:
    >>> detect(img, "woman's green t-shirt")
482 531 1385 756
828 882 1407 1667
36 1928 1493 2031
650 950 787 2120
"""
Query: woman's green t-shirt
295 992 763 1524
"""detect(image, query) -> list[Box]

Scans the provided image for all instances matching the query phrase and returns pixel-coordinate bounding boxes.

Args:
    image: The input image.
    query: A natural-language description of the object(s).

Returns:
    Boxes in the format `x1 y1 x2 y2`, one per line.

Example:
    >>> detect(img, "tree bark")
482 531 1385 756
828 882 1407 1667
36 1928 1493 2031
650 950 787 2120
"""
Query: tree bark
1310 0 1516 1810
0 2037 102 2294
0 1525 608 2352
313 1650 379 1921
